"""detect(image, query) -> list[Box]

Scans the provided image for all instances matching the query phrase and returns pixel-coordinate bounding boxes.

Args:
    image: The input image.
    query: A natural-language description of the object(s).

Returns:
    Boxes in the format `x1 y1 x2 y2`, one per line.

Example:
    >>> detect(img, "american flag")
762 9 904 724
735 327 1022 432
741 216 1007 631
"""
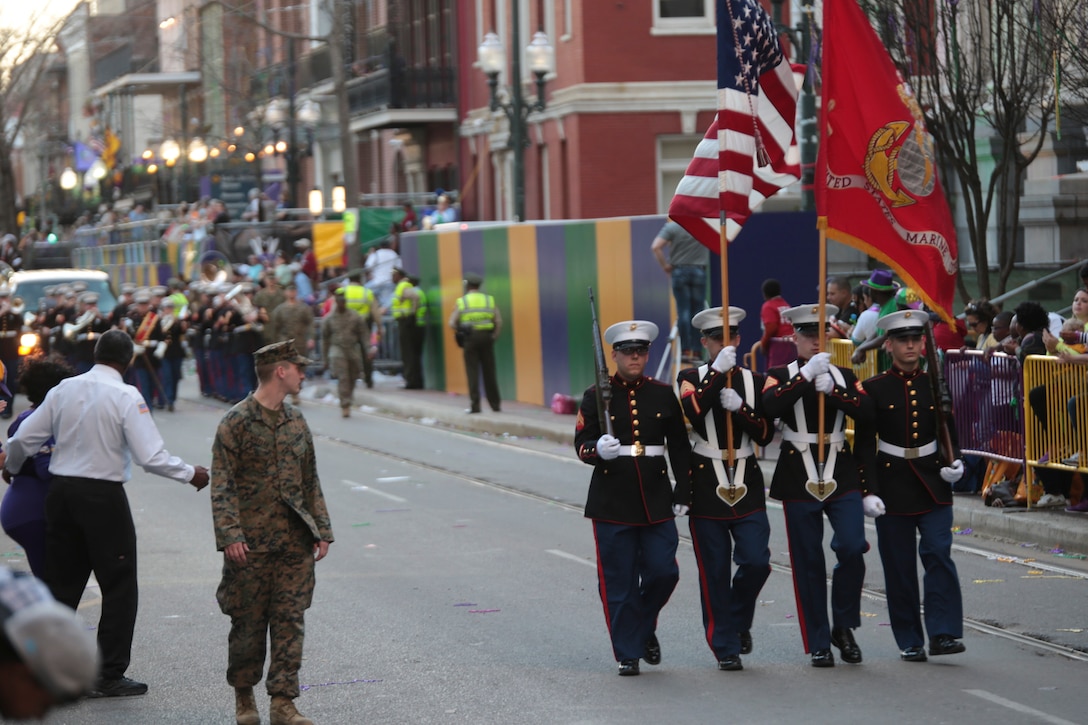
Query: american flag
669 0 802 250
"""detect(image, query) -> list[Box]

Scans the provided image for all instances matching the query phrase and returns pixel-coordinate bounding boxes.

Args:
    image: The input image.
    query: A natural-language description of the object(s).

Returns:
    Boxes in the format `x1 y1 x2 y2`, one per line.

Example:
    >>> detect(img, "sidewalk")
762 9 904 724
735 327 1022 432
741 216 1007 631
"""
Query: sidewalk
295 373 1088 555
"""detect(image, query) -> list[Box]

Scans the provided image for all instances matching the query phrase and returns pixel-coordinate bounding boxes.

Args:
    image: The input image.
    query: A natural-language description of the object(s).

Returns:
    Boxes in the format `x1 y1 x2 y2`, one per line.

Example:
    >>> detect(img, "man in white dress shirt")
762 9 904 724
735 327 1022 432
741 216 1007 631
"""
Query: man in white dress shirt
3 330 209 698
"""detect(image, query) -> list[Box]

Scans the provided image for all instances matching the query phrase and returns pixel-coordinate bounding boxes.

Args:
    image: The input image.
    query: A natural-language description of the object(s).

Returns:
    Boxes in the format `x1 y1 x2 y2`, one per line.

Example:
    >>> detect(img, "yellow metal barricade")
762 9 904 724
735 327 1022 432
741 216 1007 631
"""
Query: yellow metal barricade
1023 355 1088 474
828 339 876 447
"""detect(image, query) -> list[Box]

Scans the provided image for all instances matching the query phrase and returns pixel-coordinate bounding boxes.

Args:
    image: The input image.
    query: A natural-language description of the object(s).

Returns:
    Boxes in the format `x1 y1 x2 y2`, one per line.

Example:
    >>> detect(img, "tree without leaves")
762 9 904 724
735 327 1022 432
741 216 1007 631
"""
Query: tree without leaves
861 0 1068 300
0 15 63 235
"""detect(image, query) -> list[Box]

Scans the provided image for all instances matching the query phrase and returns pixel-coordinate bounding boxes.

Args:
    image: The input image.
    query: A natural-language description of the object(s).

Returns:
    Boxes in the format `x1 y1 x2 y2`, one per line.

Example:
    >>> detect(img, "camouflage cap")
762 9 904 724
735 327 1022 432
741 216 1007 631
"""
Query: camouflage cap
253 339 313 368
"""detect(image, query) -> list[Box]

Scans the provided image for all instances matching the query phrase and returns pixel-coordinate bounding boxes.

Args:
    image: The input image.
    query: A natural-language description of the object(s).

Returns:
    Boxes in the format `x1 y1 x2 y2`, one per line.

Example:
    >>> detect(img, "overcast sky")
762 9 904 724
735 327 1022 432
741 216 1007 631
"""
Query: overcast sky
1 0 80 38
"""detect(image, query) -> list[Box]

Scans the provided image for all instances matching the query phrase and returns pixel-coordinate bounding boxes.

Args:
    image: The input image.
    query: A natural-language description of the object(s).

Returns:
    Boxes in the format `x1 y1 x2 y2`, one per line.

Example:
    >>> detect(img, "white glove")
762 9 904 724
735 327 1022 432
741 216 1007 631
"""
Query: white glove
814 372 834 394
940 459 965 483
712 345 736 373
672 504 690 517
800 352 831 381
596 434 621 461
862 494 886 518
720 388 743 412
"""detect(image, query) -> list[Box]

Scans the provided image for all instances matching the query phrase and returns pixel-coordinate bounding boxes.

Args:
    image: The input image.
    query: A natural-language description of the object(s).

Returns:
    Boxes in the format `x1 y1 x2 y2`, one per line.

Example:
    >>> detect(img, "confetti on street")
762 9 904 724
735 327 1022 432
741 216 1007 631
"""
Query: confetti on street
973 579 1005 584
300 679 382 691
953 528 973 535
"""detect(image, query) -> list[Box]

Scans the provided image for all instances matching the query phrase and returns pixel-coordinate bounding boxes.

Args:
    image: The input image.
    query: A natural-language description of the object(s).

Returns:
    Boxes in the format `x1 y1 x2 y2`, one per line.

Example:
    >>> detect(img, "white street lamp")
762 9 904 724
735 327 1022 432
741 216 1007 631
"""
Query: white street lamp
160 138 181 164
477 32 505 75
89 159 108 180
308 188 324 215
526 31 555 75
60 167 78 190
331 185 346 213
188 137 208 163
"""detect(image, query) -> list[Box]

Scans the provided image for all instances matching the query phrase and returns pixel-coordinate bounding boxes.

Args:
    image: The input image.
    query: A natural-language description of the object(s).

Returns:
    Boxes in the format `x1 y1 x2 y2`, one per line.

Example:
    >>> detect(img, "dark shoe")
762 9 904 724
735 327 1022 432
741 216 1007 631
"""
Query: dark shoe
901 646 928 662
167 403 175 412
717 654 743 671
811 649 835 668
643 634 662 665
929 635 966 656
88 676 148 698
465 407 481 414
831 627 863 664
739 631 753 655
618 659 640 676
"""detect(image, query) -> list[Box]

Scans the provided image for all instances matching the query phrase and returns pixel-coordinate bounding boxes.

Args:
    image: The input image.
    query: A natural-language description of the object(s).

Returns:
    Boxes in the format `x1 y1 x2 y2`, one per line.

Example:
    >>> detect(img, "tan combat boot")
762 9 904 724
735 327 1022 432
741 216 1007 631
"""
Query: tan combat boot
269 695 313 725
235 686 260 725
341 406 350 418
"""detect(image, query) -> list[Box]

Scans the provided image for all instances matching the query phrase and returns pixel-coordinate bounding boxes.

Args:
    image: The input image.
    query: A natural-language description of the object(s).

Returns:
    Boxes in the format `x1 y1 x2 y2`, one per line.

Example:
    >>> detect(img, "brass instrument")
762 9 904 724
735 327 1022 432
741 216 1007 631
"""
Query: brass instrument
63 310 98 340
199 251 231 287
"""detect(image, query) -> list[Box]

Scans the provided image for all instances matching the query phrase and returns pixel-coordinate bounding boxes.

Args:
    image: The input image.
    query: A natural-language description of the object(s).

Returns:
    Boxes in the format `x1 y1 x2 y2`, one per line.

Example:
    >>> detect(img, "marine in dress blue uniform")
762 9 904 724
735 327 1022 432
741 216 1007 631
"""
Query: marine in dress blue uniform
574 320 691 676
855 309 967 662
763 303 874 667
675 306 773 671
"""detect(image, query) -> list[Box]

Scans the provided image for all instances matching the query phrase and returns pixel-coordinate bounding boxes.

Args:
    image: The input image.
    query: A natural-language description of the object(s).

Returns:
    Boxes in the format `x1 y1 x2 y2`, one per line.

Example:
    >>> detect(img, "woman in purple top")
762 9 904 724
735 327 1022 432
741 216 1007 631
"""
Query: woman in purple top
0 358 76 576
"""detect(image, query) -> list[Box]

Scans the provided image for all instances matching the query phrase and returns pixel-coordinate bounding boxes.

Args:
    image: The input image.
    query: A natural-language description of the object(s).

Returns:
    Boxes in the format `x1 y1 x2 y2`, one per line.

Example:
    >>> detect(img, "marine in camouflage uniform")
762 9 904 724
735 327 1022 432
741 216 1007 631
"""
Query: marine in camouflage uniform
211 340 333 725
320 289 367 417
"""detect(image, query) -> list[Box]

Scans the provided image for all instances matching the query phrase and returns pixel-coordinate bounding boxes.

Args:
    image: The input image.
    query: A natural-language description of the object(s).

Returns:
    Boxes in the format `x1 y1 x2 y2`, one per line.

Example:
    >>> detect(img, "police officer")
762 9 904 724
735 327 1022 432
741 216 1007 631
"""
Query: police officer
763 304 874 667
449 273 501 413
391 267 422 389
855 309 966 662
574 320 691 676
675 307 774 671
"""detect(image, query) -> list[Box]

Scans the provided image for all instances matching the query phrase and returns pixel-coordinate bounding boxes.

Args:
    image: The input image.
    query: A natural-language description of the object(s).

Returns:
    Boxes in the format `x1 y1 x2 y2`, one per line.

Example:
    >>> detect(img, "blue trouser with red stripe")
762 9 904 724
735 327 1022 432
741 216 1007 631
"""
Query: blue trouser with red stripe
592 519 679 662
781 491 866 653
689 512 771 659
875 505 962 650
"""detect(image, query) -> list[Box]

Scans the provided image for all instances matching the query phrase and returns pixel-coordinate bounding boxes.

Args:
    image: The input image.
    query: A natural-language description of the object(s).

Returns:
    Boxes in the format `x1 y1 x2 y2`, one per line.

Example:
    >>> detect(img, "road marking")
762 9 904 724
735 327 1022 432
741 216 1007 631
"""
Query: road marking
546 549 596 568
342 480 407 502
964 690 1080 725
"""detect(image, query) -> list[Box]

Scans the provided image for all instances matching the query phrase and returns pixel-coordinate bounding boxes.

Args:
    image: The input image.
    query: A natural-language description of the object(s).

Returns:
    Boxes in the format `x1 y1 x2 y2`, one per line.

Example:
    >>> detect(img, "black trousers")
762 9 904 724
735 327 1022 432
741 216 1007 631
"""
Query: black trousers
398 317 423 389
463 330 500 411
45 476 138 680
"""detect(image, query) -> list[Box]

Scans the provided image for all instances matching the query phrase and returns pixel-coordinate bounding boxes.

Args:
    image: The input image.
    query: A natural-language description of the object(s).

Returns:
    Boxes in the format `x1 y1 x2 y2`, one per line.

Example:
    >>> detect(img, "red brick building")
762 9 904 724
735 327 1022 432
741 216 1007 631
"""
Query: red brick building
458 1 720 221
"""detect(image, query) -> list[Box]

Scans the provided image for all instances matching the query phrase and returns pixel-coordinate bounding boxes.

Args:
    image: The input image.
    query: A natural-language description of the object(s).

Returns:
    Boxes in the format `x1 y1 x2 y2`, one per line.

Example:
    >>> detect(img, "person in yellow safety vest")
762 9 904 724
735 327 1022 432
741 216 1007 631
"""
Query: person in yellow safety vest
390 268 423 389
341 273 382 388
409 274 427 388
449 272 502 414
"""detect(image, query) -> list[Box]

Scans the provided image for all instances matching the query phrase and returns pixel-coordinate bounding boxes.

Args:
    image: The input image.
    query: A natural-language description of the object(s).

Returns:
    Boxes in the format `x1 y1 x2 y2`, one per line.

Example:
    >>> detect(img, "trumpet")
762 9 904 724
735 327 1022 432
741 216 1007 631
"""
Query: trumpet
63 310 98 340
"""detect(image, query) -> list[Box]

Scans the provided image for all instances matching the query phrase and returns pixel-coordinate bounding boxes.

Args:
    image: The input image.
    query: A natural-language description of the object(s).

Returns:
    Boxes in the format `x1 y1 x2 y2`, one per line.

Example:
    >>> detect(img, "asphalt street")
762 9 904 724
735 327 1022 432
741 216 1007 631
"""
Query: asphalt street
1 376 1086 724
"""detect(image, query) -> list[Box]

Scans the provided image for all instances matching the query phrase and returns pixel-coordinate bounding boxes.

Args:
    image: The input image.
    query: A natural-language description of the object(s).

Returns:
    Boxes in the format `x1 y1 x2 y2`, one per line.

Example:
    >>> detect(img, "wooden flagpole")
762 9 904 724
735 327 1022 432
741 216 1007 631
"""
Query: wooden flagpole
817 225 828 484
721 221 735 481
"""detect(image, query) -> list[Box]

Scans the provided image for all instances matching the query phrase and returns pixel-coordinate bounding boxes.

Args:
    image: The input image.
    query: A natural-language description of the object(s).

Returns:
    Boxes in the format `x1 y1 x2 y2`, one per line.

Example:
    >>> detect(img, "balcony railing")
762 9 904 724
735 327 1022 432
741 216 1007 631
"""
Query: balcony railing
346 65 455 115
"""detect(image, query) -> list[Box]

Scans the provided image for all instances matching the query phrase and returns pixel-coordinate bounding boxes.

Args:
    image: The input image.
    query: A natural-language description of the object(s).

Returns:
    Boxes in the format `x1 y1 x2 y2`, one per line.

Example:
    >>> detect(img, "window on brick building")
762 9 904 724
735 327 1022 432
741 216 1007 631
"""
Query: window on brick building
653 0 714 34
657 135 704 213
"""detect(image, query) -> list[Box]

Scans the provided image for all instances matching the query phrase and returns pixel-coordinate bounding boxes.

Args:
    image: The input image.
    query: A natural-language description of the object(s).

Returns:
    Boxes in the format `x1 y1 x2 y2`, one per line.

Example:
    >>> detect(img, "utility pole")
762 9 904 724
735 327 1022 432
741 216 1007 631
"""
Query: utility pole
330 0 360 268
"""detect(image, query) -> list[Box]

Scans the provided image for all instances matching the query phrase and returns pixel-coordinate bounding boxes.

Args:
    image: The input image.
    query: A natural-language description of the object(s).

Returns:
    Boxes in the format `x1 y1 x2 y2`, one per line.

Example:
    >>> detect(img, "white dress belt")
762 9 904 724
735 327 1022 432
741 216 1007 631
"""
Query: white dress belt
878 440 938 460
618 445 665 457
781 430 847 445
692 440 754 460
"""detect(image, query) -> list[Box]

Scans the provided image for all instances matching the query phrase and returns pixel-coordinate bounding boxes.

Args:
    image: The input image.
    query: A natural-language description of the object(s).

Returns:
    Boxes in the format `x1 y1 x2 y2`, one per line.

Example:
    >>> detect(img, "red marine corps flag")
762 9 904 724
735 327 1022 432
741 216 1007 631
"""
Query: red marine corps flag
816 0 959 323
669 0 802 250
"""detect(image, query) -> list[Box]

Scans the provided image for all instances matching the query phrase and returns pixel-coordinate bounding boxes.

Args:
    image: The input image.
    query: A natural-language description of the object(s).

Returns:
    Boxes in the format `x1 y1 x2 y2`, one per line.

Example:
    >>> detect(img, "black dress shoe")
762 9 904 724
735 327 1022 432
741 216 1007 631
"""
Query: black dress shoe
643 634 662 665
88 676 148 698
810 649 835 668
717 654 743 671
830 627 863 664
929 635 966 656
739 631 753 655
900 646 928 662
618 659 640 676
